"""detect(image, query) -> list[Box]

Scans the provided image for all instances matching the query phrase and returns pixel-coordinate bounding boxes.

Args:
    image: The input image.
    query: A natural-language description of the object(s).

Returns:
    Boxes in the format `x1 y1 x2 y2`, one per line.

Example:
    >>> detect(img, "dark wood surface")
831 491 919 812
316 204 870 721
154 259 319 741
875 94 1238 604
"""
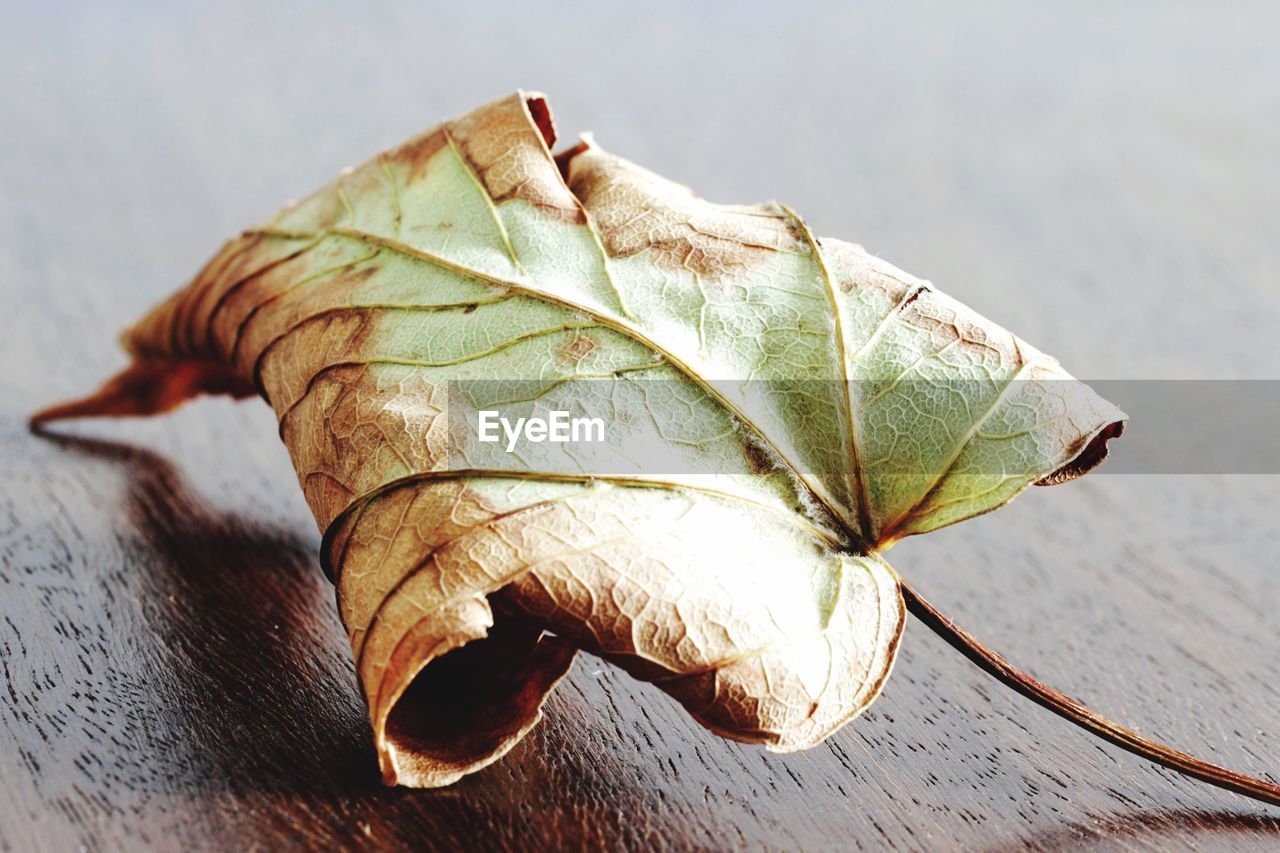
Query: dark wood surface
3 2 1279 849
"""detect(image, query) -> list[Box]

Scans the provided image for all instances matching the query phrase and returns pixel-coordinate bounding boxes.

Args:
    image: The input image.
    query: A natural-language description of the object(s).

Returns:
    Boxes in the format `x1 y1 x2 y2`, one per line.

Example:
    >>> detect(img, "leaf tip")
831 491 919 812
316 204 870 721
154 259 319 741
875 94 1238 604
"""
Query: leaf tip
29 361 256 428
1037 418 1126 486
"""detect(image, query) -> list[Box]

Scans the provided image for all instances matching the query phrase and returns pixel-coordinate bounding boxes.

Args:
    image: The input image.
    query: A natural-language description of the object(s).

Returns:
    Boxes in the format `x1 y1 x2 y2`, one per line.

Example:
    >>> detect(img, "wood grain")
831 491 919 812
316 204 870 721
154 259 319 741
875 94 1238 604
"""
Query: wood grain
2 1 1279 849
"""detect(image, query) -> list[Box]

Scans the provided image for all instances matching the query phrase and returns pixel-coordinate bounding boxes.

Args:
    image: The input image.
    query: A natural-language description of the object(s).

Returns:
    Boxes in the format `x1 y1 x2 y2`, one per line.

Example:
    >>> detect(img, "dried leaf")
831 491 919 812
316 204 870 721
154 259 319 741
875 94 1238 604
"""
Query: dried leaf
36 92 1124 787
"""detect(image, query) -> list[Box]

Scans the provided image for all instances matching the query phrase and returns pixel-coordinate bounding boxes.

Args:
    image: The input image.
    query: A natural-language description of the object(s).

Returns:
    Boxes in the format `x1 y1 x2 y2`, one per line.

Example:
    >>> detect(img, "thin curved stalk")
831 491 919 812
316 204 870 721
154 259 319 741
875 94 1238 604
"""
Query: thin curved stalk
899 579 1280 808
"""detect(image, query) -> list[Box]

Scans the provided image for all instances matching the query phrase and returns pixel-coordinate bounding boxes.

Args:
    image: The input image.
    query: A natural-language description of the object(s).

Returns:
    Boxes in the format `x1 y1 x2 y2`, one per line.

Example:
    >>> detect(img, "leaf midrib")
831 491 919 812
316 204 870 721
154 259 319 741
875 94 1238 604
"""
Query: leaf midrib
781 206 872 547
329 467 846 588
246 224 855 536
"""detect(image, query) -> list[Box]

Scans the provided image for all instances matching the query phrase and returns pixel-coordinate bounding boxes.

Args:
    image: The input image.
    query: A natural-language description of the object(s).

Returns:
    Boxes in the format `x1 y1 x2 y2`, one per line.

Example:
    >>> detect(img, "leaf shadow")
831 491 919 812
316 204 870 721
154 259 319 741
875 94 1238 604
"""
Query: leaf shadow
31 428 651 847
1015 806 1280 849
35 427 382 798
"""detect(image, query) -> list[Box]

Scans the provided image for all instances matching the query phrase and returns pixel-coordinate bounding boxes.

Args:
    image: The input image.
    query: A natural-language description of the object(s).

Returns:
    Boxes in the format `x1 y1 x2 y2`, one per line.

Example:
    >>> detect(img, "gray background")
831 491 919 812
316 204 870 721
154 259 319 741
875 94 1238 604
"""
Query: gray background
3 1 1279 849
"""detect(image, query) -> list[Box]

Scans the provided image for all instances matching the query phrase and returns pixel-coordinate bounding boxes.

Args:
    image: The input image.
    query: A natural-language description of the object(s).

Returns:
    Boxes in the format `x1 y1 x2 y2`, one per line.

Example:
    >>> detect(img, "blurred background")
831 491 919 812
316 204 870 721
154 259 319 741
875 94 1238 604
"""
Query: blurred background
2 2 1279 849
4 1 1278 381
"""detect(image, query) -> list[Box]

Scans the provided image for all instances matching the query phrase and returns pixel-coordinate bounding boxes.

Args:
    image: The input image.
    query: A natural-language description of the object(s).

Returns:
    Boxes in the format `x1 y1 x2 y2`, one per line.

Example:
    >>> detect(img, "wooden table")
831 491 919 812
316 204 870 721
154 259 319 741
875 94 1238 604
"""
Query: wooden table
3 3 1278 849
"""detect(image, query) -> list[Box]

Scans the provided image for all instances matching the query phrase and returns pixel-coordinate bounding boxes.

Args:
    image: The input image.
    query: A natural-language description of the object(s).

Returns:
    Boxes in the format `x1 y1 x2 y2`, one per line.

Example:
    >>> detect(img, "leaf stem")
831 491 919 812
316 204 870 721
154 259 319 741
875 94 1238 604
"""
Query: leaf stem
899 579 1280 808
